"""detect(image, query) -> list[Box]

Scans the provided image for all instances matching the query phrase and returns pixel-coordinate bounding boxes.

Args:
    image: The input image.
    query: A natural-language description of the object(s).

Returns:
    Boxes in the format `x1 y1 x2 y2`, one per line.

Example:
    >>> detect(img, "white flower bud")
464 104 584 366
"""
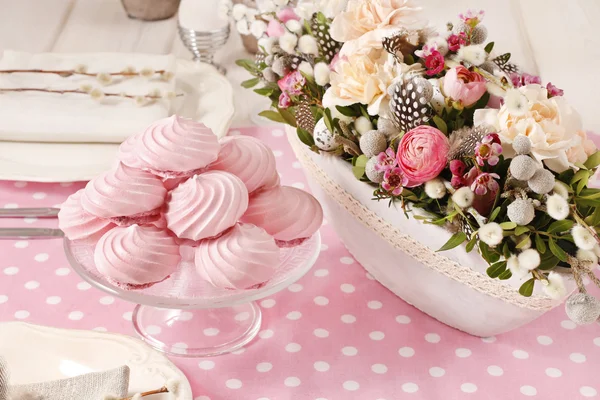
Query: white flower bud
250 20 268 38
424 178 447 199
314 62 331 86
479 222 503 247
286 19 303 34
79 84 93 93
134 95 147 107
553 181 570 199
298 35 319 55
505 89 528 116
354 116 373 135
508 254 529 279
96 72 112 85
258 37 276 54
452 186 474 208
298 61 314 77
577 249 598 265
426 36 449 56
546 193 570 220
139 67 154 78
457 45 487 66
232 4 248 20
74 64 87 73
89 88 105 101
542 271 566 300
572 225 596 250
279 32 298 54
236 20 250 36
329 106 353 124
518 248 541 270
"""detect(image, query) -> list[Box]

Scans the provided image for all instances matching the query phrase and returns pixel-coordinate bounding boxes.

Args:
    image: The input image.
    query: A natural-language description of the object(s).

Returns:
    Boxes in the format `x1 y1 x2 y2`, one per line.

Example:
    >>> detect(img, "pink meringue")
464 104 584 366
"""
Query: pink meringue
195 223 280 289
165 171 249 240
241 186 323 246
94 224 181 289
80 163 166 225
209 136 280 193
117 131 144 169
133 115 220 178
58 190 115 243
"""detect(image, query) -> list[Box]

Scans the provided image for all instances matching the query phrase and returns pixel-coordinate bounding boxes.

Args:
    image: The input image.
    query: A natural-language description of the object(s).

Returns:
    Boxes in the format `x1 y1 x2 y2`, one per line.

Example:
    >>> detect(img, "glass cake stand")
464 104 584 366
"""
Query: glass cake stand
64 232 320 357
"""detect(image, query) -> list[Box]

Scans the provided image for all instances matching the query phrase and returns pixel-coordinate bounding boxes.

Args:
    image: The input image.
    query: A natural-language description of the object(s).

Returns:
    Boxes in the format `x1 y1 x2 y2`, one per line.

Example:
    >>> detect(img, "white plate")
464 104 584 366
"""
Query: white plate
0 59 234 182
0 322 192 399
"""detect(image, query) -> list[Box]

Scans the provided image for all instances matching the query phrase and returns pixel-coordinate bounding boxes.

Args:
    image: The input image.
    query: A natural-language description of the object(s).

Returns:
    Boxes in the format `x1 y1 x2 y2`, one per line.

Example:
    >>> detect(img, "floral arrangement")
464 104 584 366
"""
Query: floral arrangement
237 0 600 324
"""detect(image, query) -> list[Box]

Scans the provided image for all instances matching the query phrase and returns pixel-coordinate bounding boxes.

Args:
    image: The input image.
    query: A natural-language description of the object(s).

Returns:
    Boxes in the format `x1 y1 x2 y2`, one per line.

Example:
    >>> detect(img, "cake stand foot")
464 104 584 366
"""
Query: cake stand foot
132 302 262 357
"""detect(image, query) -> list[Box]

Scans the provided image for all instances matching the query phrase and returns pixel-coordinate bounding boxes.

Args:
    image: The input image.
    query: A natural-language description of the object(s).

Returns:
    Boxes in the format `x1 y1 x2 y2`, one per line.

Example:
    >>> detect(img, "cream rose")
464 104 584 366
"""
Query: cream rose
322 52 401 116
330 0 425 56
474 84 583 172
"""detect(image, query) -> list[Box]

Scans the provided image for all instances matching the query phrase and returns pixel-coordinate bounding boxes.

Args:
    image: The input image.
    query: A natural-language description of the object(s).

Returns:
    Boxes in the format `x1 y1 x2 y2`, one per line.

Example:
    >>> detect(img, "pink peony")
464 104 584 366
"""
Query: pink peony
375 148 398 171
447 32 467 52
266 20 285 38
278 71 306 96
278 92 291 108
442 65 487 107
424 50 445 76
382 167 408 196
397 126 450 187
276 7 300 23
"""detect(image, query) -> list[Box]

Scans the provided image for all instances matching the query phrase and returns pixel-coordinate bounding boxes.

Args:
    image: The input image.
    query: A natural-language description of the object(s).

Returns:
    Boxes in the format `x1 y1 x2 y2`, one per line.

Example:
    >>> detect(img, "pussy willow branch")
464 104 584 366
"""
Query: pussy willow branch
0 88 183 99
0 69 167 77
120 386 169 399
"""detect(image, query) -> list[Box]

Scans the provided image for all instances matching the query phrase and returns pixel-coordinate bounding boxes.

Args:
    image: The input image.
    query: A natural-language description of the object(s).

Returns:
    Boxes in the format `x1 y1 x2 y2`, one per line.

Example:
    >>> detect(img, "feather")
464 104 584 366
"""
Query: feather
447 126 491 160
0 357 7 400
389 76 433 133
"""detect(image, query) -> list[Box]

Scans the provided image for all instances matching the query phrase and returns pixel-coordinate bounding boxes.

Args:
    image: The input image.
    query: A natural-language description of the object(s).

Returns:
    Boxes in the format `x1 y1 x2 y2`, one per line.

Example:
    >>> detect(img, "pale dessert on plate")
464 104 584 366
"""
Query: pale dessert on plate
58 190 115 243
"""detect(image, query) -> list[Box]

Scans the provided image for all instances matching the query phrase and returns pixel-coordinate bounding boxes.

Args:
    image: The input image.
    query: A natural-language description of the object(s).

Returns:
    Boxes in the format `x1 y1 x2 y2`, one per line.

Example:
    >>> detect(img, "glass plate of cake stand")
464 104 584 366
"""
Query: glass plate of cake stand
64 232 320 358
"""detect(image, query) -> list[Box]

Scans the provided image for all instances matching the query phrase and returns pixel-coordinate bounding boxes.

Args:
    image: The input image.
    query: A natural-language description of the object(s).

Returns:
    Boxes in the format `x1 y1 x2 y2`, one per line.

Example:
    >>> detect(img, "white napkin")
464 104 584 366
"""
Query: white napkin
0 50 177 143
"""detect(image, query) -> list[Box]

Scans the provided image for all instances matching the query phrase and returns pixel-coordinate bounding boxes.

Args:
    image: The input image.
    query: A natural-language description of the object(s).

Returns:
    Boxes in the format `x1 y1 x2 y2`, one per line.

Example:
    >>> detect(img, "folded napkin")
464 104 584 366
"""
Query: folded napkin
0 50 176 143
5 364 130 400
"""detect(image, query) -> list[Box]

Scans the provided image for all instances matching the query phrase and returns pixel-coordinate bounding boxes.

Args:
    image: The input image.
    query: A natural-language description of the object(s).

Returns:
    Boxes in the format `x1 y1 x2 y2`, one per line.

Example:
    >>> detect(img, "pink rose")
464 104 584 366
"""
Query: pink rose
278 92 291 108
397 125 450 187
278 71 306 96
276 7 300 23
447 32 467 52
442 66 487 107
266 20 285 38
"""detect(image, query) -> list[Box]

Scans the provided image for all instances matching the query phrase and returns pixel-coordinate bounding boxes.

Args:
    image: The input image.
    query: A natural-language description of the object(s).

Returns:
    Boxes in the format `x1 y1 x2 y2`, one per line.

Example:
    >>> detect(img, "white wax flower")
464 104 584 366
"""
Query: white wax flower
298 61 314 77
546 194 570 220
298 35 319 55
518 249 541 270
424 179 446 199
457 45 487 66
478 223 503 247
354 116 373 135
314 62 330 86
452 187 474 208
250 20 268 38
231 4 247 21
279 32 298 54
542 271 566 299
572 225 596 250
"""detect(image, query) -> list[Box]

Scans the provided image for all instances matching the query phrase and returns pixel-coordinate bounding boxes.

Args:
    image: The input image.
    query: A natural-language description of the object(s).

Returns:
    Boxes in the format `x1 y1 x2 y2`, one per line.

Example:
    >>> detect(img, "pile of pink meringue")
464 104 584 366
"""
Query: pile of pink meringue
58 116 323 290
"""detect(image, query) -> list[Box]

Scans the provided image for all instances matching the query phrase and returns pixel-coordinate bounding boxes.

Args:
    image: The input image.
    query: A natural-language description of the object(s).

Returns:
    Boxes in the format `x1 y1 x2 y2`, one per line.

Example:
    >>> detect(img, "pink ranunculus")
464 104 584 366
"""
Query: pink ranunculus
424 50 445 76
397 126 450 187
266 20 285 38
278 92 291 108
447 32 467 52
442 65 487 107
276 7 300 23
278 70 306 96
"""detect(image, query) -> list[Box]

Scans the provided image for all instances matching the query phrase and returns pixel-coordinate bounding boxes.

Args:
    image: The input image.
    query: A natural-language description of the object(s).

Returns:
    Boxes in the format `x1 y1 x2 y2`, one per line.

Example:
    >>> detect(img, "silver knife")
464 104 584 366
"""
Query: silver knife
0 208 60 218
0 228 64 240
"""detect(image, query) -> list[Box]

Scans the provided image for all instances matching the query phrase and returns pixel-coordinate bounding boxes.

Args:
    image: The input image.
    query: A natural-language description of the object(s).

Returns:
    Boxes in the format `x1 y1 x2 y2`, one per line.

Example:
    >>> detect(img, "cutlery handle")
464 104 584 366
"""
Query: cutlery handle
0 208 60 218
0 228 64 240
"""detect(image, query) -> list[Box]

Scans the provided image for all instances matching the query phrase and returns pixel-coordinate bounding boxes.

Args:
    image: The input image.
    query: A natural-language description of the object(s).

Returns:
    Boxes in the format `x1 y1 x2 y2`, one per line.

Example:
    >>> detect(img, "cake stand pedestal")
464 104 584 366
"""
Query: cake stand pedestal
64 233 320 357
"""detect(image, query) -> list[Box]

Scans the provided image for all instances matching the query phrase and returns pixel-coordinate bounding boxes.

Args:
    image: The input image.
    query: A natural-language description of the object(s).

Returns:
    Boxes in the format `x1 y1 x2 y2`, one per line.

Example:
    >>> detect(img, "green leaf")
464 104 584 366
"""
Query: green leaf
465 235 477 253
278 107 297 127
538 251 560 270
571 169 589 185
432 116 448 135
535 234 547 254
584 150 600 169
235 59 260 74
241 77 260 88
479 242 501 263
486 261 507 278
502 242 511 259
498 269 513 280
489 207 501 222
437 232 467 252
258 110 285 124
547 220 574 234
516 235 531 249
484 42 495 53
519 278 536 297
515 226 530 236
323 108 335 134
254 87 274 96
499 221 517 230
585 207 600 227
548 238 568 262
577 173 589 195
352 155 368 179
297 127 315 147
335 106 357 117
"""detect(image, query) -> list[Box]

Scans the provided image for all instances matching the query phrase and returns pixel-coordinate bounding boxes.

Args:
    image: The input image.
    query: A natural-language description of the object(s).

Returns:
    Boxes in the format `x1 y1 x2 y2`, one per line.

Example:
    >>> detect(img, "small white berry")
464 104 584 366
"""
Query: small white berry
478 222 503 247
546 194 570 220
452 186 474 208
424 178 447 199
572 225 596 250
354 116 373 135
518 248 541 270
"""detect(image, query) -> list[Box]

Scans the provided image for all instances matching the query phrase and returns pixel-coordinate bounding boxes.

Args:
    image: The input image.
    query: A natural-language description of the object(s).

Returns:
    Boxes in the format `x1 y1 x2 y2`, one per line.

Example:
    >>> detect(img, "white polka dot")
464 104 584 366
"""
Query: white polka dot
398 347 415 357
395 315 411 324
365 272 375 280
481 336 496 343
286 311 302 320
402 383 419 393
203 328 219 336
34 253 49 262
369 331 385 341
343 381 359 391
68 311 84 320
425 333 441 343
545 367 562 378
32 192 47 200
520 386 537 396
368 300 382 309
14 181 27 188
314 296 329 305
320 244 329 251
580 386 598 397
341 314 356 323
291 182 305 189
340 283 355 293
461 383 477 393
122 311 133 321
198 360 215 370
292 161 301 169
314 361 330 372
226 379 242 389
314 268 329 277
179 311 193 321
260 299 276 308
342 346 358 356
93 327 107 332
196 396 211 400
487 365 503 376
594 337 600 347
0 295 7 304
259 329 274 339
256 362 272 372
14 241 29 249
14 310 29 319
46 296 61 305
537 335 553 345
24 217 37 224
513 349 529 359
273 150 283 157
99 296 114 305
340 257 354 264
77 282 91 290
371 364 387 374
285 343 301 352
231 348 245 355
3 267 18 275
561 320 577 330
233 312 250 322
272 129 284 137
55 267 70 276
429 367 445 377
288 283 303 292
570 352 586 363
60 182 73 187
3 203 18 208
284 377 301 387
24 281 39 290
314 328 329 338
455 348 472 358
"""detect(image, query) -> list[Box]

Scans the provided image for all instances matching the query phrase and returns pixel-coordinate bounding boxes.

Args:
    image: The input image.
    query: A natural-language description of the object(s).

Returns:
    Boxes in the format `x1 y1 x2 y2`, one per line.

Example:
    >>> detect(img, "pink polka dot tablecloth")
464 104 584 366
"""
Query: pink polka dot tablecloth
1 126 600 400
